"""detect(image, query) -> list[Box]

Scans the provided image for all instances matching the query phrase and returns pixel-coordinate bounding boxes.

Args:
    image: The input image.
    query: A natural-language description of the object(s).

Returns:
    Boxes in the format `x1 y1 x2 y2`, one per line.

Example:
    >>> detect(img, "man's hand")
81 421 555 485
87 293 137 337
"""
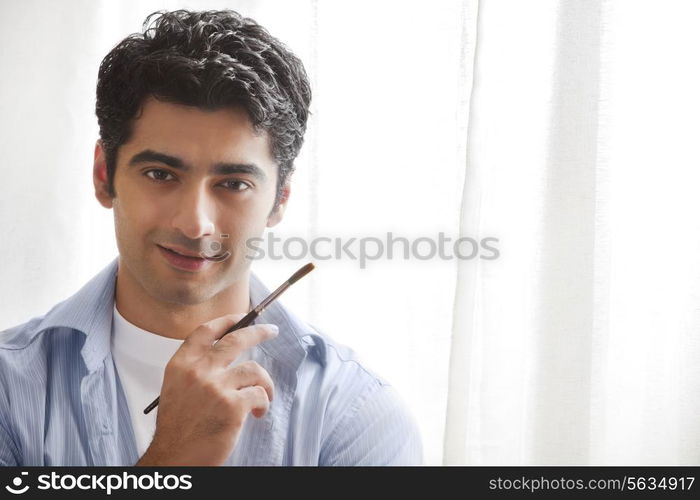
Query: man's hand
136 313 278 466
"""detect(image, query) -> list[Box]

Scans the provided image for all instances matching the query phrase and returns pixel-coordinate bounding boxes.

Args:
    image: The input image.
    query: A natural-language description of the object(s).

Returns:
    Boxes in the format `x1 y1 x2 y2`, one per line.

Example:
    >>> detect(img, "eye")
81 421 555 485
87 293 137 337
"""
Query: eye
144 169 176 182
220 180 252 192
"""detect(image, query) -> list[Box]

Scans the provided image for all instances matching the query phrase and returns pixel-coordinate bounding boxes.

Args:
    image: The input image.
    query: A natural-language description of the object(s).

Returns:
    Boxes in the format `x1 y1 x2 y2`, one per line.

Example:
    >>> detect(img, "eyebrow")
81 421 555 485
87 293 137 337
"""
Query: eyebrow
128 149 267 182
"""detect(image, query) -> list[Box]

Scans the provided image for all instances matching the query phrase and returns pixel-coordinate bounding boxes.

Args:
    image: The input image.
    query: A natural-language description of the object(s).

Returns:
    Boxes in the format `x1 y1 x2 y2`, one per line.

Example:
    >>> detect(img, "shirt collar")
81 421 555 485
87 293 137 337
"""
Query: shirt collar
35 257 309 373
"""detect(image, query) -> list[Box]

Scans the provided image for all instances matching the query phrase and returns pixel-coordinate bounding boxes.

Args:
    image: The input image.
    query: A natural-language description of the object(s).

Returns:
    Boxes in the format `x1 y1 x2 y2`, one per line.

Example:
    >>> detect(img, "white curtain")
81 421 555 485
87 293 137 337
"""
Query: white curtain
1 0 699 466
444 0 700 465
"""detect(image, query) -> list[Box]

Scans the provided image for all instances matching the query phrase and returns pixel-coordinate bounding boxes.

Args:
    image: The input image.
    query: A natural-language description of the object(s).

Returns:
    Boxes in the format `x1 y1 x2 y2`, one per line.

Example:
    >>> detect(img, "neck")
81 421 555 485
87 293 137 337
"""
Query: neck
113 258 250 340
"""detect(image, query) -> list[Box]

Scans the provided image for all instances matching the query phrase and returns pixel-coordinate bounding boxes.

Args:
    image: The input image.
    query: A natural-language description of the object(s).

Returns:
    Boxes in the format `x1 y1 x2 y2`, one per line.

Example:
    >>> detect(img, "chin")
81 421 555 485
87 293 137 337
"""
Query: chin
145 267 214 305
155 286 212 306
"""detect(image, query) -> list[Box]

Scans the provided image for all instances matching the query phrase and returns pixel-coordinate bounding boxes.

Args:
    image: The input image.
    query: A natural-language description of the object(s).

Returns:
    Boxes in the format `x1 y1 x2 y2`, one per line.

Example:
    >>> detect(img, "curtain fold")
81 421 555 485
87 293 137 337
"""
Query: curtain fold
443 0 483 466
445 0 700 465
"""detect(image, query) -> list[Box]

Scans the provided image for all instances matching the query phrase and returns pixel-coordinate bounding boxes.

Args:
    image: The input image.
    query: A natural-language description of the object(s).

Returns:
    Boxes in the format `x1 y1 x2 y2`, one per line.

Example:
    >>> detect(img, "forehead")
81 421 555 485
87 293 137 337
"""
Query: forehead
123 96 275 172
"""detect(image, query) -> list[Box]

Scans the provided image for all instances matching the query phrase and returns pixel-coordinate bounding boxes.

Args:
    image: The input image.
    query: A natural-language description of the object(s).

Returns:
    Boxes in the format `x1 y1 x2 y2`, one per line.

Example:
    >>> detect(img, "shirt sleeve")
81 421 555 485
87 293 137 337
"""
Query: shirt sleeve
319 380 423 466
0 373 20 466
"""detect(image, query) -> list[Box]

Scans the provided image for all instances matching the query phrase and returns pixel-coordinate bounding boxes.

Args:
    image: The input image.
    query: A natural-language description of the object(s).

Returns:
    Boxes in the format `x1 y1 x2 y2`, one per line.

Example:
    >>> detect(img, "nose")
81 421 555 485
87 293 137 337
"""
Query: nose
170 183 216 240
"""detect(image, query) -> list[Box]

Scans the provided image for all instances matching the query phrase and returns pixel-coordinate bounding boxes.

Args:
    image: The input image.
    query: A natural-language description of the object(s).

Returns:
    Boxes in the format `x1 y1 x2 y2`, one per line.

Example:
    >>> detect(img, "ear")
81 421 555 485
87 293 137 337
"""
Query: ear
266 182 291 227
93 140 114 209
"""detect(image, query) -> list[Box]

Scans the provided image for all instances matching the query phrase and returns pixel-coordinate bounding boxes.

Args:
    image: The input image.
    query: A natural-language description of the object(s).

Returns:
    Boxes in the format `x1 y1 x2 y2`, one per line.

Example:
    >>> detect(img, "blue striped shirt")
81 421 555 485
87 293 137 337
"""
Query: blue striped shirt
0 258 422 466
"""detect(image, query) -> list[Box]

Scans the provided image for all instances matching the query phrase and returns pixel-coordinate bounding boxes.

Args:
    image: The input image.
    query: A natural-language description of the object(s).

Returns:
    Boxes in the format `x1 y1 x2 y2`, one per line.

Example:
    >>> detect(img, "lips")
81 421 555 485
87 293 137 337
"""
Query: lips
157 244 212 272
158 245 203 259
156 244 231 262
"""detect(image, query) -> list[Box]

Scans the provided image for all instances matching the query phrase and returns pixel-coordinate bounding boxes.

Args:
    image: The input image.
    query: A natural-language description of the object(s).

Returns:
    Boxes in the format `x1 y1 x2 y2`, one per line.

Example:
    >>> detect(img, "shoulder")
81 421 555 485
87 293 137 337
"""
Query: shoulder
0 292 77 355
297 323 393 414
301 324 387 386
298 325 423 465
0 316 51 377
0 296 82 381
1 313 51 352
0 314 62 390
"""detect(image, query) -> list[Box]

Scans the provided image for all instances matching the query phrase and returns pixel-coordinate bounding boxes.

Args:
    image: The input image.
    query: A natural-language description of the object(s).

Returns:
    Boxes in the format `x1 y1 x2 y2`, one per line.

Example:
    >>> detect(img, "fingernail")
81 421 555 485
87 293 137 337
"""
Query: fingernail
267 324 279 335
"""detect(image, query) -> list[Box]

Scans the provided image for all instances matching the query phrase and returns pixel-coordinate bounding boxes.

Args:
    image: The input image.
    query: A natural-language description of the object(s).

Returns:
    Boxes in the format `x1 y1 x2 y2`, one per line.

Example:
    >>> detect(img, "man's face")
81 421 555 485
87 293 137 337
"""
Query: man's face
94 96 287 305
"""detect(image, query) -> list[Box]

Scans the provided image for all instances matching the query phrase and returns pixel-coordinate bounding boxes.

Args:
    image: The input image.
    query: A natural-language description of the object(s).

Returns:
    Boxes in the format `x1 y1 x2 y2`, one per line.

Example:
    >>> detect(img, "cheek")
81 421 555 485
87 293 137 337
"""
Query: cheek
221 218 257 244
113 186 163 242
219 214 267 253
224 190 277 229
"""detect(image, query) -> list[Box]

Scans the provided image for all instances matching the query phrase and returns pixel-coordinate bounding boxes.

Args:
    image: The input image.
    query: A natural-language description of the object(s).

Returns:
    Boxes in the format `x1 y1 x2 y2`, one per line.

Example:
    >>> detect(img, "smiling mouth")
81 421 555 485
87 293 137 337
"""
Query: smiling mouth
158 244 229 262
158 245 203 259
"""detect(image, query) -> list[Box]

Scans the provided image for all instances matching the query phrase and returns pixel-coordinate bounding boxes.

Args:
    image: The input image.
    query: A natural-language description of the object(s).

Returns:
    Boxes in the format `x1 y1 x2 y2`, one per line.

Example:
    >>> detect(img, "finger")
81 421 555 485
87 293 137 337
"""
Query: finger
235 385 271 419
225 360 275 402
182 313 248 353
208 324 278 368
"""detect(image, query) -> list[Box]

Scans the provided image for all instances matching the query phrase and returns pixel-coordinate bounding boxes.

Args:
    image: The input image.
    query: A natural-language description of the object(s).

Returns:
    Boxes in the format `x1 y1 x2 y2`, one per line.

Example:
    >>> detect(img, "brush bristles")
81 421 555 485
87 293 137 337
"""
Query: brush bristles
288 262 315 284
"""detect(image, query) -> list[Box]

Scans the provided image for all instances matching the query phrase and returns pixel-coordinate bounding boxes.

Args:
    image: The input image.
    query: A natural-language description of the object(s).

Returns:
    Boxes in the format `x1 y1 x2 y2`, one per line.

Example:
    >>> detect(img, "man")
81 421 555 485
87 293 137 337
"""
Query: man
0 9 422 466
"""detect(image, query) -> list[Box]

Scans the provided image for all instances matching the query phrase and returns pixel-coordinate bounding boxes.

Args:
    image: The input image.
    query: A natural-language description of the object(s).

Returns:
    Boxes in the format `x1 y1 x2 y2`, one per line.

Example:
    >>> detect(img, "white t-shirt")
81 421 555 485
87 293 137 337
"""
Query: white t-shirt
110 305 250 458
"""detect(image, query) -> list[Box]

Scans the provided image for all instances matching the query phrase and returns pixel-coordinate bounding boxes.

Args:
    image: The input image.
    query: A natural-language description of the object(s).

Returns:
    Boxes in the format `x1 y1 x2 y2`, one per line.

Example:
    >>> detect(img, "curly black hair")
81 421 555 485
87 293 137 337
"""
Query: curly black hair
95 9 312 210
